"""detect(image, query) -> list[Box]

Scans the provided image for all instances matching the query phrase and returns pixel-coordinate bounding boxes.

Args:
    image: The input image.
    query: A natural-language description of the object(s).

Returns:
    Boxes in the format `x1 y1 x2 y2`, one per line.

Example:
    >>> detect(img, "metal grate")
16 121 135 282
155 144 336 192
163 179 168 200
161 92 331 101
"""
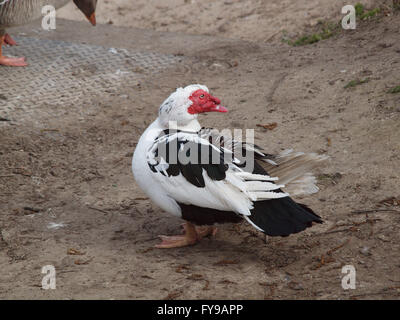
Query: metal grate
0 37 183 121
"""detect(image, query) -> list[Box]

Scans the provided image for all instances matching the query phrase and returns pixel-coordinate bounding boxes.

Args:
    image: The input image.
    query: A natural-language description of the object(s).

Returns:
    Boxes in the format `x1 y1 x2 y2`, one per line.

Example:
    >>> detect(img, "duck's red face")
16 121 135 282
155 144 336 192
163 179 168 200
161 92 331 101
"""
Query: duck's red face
187 89 228 115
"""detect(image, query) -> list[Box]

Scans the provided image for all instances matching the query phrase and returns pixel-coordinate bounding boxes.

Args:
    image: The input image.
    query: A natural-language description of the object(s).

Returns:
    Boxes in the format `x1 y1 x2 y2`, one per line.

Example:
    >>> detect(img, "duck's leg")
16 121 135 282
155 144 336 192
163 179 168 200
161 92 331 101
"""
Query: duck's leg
195 225 218 239
4 34 17 46
0 35 27 67
177 223 217 238
155 222 199 248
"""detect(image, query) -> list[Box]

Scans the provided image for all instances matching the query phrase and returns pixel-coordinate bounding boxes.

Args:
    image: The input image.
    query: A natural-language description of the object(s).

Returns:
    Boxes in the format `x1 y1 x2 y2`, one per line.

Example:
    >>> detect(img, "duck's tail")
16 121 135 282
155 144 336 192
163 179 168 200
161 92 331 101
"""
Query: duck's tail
245 197 323 236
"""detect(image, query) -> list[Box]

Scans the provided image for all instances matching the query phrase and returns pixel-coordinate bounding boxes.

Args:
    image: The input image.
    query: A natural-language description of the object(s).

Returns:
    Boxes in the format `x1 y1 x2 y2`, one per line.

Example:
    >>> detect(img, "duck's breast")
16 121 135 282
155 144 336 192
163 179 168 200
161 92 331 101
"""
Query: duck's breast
132 120 182 217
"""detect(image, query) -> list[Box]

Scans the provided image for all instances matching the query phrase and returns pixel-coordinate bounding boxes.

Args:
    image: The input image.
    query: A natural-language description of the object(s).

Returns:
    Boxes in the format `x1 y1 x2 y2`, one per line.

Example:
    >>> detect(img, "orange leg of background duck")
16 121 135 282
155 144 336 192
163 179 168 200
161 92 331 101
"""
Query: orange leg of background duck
4 33 17 46
0 34 27 66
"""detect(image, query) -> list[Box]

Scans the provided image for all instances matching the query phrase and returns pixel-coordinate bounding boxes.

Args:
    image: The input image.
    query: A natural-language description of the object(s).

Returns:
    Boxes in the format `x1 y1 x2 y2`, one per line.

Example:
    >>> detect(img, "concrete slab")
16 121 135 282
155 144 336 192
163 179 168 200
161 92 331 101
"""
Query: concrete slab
7 18 256 55
0 20 195 122
0 36 182 119
0 19 259 123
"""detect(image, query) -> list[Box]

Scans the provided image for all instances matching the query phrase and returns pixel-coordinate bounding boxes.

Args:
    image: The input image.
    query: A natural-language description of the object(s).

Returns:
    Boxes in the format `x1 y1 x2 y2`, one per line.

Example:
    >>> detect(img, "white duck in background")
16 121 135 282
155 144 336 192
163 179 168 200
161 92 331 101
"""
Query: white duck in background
132 84 327 248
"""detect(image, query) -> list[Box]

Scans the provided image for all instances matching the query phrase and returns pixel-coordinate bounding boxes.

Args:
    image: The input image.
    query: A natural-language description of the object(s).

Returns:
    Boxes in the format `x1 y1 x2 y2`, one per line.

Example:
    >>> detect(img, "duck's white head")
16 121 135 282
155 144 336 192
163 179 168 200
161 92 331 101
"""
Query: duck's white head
158 84 228 129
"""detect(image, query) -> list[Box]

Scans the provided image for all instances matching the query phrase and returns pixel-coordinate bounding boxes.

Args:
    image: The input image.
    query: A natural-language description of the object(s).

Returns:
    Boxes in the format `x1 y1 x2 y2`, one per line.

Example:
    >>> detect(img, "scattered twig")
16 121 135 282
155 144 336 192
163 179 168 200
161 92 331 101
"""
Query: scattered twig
378 196 400 206
202 280 210 291
12 168 31 177
133 237 159 244
259 282 277 299
350 286 400 299
351 218 381 225
186 273 210 290
87 206 109 214
40 129 59 132
136 247 154 253
175 264 190 273
214 259 239 266
266 72 288 103
18 235 43 240
23 207 40 213
312 238 350 270
113 157 125 168
74 257 93 265
67 248 86 255
164 290 182 300
315 217 381 236
326 137 332 147
219 279 237 285
350 209 400 215
256 122 278 130
186 274 204 280
314 228 351 236
326 238 351 255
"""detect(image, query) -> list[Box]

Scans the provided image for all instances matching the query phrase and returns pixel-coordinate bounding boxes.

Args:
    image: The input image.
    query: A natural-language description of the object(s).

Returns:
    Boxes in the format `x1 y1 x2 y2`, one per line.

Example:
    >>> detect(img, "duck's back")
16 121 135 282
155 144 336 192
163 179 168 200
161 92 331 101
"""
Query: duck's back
0 0 70 29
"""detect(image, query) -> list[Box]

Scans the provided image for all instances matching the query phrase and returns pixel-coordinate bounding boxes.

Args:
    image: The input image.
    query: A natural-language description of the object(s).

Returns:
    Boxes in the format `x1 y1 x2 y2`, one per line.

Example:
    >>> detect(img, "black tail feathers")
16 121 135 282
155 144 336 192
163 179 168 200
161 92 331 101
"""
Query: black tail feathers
248 197 322 237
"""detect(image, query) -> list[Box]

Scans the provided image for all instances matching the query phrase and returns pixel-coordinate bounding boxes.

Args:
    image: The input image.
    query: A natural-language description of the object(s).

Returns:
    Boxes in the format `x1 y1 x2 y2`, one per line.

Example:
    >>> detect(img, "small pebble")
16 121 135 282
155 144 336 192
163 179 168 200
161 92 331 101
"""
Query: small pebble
360 246 371 256
336 220 347 226
378 235 390 242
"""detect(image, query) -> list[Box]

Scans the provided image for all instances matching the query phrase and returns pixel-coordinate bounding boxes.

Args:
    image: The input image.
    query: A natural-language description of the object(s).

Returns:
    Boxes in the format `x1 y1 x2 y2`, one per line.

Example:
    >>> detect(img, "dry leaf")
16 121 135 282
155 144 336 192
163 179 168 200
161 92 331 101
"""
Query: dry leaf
74 258 92 265
379 197 400 207
67 248 85 255
326 137 332 147
214 259 239 266
219 279 237 285
256 122 278 130
202 280 210 291
186 274 204 280
175 264 190 273
164 290 182 300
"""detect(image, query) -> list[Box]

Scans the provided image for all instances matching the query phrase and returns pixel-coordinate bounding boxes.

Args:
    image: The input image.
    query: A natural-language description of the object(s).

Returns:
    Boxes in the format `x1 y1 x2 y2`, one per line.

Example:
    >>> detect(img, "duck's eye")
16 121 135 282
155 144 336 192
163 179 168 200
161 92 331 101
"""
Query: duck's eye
200 94 205 99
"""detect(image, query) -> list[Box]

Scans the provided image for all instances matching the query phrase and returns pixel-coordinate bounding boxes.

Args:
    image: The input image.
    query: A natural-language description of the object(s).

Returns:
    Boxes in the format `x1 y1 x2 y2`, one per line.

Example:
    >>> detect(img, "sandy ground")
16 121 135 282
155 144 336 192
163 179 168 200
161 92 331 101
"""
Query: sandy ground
59 0 379 42
1 0 400 299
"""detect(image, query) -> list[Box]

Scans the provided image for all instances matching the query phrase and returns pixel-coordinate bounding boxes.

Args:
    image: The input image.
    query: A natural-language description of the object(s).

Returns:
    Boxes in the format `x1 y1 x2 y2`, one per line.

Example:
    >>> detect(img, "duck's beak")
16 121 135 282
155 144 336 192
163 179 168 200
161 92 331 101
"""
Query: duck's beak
207 95 228 113
73 0 97 26
88 13 96 26
207 104 228 113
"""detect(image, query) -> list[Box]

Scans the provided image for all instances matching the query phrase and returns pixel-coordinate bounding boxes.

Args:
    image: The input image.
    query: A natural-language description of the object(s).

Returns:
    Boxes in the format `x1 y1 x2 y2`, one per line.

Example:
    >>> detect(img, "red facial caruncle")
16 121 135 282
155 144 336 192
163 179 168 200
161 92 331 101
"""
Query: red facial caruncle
187 89 228 114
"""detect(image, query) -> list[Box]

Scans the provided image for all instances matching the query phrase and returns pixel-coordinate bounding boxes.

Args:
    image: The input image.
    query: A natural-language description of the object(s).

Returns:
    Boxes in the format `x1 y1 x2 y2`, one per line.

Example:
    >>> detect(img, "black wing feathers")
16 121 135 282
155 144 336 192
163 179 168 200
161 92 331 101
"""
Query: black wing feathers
148 132 228 188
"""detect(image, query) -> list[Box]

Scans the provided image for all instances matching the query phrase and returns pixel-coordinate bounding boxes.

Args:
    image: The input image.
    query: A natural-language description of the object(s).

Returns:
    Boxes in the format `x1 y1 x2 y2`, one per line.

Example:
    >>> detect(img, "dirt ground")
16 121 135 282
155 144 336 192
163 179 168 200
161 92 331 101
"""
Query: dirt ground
59 0 379 42
1 0 400 299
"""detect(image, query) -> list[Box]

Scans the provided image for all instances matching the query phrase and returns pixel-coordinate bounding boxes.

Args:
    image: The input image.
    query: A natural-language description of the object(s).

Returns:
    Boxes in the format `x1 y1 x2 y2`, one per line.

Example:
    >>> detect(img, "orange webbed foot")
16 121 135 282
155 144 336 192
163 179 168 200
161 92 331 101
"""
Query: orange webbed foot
0 56 28 67
155 222 199 248
155 222 218 248
0 34 27 67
